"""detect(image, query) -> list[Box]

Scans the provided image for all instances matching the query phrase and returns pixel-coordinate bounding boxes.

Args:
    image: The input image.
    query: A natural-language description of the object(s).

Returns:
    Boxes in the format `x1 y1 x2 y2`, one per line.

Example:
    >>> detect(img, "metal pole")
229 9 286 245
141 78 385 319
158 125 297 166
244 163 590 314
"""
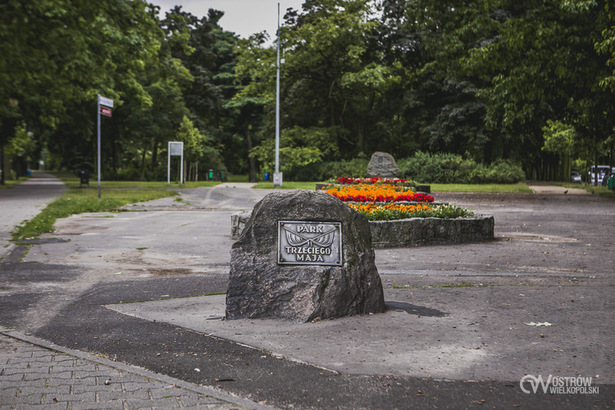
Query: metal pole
180 143 184 184
167 141 171 185
274 2 281 187
97 96 101 199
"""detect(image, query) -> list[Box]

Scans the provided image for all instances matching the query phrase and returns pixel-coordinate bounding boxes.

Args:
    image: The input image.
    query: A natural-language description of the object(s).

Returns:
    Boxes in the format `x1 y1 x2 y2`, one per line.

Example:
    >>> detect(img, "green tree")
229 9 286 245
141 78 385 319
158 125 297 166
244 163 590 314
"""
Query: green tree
230 33 275 181
281 0 384 157
160 6 239 177
250 126 340 179
0 0 173 179
232 0 390 180
378 0 498 161
463 0 613 180
175 115 224 181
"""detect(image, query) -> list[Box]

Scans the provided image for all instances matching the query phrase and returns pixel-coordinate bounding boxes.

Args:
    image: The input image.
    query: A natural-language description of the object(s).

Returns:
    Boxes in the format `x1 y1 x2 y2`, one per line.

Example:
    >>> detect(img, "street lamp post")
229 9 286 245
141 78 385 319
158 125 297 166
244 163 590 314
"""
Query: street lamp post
274 2 283 187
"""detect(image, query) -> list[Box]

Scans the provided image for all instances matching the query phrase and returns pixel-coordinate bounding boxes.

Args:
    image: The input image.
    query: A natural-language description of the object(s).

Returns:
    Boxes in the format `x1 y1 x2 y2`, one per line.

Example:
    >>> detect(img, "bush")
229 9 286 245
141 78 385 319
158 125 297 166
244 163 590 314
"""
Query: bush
485 160 526 184
277 151 524 184
281 158 370 181
318 158 370 180
105 166 141 181
398 152 524 184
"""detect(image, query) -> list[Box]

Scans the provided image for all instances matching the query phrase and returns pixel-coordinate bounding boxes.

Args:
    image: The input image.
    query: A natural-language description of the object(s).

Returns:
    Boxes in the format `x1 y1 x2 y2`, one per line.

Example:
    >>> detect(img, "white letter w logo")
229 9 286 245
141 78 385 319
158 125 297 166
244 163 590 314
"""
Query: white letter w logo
520 375 552 394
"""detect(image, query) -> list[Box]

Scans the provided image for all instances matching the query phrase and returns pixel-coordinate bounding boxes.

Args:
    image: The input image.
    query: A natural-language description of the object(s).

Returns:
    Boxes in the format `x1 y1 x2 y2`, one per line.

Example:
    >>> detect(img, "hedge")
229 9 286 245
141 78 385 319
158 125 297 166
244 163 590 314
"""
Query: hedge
276 152 524 184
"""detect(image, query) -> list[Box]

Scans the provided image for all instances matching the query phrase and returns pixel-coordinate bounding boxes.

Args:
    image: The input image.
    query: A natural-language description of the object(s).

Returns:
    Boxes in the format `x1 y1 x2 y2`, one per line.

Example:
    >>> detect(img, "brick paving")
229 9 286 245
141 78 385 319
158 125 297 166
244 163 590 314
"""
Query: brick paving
0 329 261 409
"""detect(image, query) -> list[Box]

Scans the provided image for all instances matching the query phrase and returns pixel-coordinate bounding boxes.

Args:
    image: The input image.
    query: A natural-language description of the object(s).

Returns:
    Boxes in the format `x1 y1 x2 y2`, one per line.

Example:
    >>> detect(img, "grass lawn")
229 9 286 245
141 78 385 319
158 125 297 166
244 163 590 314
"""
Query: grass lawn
12 174 181 240
251 181 321 190
0 177 30 189
51 172 220 189
226 174 250 182
96 180 220 188
430 182 533 193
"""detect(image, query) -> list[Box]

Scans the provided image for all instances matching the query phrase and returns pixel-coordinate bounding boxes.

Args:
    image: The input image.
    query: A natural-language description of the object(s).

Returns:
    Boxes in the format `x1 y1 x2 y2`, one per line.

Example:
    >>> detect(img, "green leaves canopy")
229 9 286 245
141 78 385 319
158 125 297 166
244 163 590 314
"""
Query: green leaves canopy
3 0 614 183
0 0 162 130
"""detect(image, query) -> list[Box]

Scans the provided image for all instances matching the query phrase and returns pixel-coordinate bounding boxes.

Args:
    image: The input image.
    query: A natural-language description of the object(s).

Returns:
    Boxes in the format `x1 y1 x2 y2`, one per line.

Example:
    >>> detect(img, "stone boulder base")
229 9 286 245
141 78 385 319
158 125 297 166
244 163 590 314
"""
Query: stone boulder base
226 190 385 322
367 151 402 178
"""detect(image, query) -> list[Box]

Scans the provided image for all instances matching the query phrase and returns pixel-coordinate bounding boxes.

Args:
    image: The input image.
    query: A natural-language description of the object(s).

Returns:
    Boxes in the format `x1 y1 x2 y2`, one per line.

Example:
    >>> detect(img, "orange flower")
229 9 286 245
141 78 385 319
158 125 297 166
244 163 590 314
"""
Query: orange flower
325 183 434 202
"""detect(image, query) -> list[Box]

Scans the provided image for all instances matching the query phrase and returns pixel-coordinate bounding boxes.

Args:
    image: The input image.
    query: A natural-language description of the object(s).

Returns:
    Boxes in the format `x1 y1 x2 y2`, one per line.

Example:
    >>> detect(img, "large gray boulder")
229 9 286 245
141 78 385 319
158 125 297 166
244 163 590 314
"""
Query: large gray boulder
226 190 385 322
367 151 402 178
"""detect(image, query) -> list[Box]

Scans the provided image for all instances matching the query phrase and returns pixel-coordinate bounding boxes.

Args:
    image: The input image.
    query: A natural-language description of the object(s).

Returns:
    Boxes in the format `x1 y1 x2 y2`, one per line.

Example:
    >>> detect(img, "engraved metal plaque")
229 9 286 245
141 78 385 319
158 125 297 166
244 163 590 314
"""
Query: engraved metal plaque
278 221 343 266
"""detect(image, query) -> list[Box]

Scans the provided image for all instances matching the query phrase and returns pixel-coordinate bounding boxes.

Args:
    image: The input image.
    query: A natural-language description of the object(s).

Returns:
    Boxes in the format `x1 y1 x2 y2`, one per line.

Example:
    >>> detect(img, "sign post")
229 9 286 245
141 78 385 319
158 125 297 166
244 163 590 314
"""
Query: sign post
168 141 184 185
97 95 113 199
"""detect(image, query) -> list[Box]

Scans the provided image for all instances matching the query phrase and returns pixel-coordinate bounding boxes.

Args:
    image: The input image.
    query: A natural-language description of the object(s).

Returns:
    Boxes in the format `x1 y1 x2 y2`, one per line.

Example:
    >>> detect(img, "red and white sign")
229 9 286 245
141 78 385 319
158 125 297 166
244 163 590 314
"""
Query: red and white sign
100 106 112 117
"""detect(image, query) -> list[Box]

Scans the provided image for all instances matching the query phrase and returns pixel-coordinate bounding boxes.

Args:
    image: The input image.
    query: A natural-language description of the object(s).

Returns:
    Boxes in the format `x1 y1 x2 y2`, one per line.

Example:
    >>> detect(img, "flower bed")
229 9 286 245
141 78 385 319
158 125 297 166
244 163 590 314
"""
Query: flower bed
321 180 493 246
231 181 494 247
347 203 473 221
325 183 434 203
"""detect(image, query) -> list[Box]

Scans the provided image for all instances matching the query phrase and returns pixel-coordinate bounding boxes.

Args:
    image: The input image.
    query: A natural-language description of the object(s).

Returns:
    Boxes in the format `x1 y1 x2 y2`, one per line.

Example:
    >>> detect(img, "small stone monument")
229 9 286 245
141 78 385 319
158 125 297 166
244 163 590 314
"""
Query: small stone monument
226 190 386 322
367 151 402 178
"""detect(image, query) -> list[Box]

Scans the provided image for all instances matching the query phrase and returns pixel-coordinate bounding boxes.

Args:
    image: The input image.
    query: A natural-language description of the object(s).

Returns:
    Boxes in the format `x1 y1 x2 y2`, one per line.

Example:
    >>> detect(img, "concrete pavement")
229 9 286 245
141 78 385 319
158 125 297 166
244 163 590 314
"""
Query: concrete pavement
1 176 614 408
526 182 589 195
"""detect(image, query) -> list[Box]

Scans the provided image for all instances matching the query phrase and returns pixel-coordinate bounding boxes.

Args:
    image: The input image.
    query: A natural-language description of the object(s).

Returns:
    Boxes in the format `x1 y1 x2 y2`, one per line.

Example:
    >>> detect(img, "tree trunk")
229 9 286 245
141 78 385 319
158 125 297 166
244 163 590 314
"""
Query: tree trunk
0 142 4 185
151 141 158 172
112 129 119 174
594 152 599 186
140 149 147 180
246 125 257 182
562 152 570 182
357 124 364 155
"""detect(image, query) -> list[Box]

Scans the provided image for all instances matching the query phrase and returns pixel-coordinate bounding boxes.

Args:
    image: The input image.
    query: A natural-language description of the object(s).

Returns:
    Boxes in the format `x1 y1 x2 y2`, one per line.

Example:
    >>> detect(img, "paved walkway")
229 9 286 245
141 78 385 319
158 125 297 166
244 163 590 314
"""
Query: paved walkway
0 175 265 409
0 172 66 260
526 182 589 195
0 327 262 409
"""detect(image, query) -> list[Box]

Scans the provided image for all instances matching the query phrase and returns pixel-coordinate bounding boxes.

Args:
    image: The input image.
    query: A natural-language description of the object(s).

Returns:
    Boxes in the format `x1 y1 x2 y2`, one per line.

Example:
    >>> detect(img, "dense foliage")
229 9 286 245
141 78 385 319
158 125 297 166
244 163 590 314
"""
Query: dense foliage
398 152 525 184
1 0 614 184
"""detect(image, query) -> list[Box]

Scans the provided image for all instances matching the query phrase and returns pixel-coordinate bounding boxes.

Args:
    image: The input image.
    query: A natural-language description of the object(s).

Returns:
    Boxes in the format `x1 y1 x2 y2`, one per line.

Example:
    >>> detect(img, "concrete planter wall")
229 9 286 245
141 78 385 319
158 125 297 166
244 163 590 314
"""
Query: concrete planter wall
232 211 494 248
369 215 494 248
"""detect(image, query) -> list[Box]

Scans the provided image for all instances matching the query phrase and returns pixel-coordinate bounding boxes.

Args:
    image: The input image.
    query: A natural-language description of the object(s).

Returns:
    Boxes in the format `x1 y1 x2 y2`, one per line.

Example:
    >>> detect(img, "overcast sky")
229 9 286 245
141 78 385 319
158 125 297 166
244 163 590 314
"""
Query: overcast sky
148 0 305 39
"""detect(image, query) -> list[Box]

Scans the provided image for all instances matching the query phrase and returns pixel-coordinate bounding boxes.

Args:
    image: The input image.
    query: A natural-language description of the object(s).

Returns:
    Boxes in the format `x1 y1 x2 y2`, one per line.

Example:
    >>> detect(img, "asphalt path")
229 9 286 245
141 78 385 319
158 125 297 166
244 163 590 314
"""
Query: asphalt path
0 172 66 259
0 176 613 408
